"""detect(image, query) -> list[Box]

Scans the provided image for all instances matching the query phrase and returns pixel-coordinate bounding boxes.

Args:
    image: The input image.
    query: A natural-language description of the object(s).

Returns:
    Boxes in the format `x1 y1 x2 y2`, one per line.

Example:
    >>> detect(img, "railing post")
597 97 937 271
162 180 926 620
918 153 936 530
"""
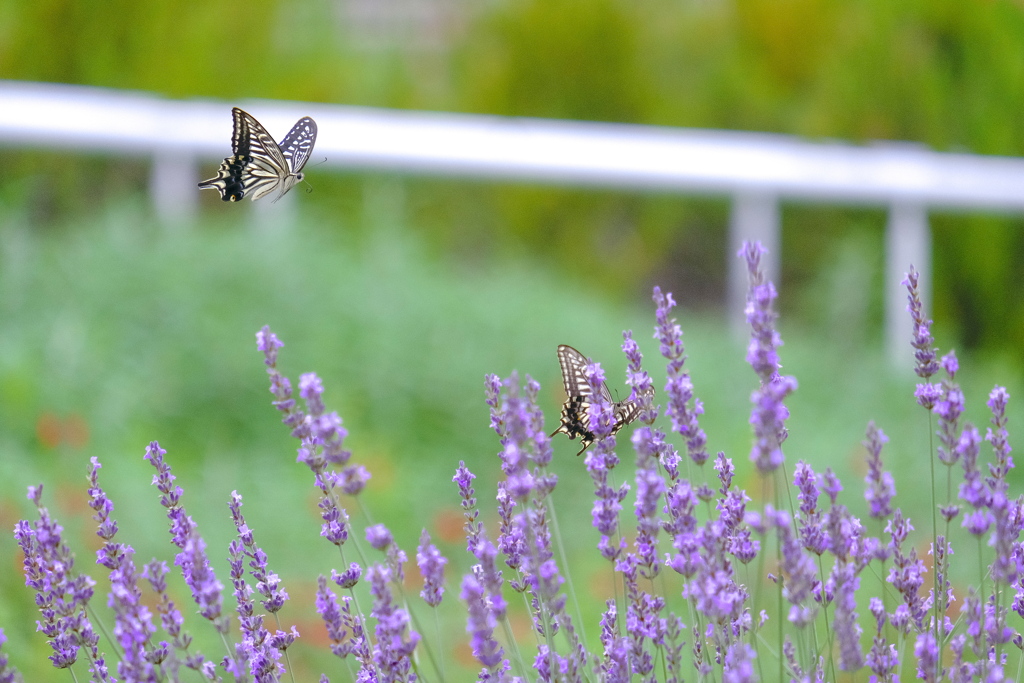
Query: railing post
729 192 781 334
886 201 930 369
150 151 198 226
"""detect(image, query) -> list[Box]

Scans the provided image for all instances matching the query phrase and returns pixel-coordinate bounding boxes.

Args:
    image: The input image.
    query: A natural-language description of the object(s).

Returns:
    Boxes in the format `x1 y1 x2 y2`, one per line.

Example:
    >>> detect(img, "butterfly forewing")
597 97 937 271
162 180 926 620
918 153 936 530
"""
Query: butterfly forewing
279 117 317 174
550 344 650 455
198 107 318 202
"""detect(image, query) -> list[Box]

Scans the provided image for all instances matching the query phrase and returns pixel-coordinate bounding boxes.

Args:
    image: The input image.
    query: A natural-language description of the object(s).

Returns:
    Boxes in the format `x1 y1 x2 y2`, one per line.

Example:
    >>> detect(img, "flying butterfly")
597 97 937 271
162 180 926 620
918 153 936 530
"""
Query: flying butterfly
199 107 317 202
549 344 653 455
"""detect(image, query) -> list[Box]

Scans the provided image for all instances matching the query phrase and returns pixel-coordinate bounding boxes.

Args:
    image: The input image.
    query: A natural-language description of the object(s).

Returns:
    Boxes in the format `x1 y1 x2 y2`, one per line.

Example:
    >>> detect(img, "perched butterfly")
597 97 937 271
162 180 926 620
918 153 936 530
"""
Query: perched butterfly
549 344 653 455
199 107 317 202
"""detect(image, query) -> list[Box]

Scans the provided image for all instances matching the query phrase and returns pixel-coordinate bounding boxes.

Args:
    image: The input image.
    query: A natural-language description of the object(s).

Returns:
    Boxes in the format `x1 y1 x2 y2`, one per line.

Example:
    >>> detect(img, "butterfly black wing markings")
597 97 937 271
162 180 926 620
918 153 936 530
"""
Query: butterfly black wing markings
278 116 317 176
549 344 650 456
199 108 318 202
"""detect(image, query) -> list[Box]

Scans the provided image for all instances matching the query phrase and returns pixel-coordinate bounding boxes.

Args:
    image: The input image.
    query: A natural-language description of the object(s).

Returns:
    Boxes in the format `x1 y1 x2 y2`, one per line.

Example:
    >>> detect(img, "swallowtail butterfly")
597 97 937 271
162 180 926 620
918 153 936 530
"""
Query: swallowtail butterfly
199 107 317 202
550 344 652 455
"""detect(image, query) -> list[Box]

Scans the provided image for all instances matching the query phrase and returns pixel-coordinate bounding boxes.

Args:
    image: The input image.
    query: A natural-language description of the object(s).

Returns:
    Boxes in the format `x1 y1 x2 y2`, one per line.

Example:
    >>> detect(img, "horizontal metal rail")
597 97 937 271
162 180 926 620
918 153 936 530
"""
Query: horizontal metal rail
2 79 1014 365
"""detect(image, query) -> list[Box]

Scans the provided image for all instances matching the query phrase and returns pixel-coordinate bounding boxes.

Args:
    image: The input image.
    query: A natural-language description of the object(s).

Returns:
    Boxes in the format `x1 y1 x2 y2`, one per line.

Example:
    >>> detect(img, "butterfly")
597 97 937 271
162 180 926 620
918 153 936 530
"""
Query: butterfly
549 344 653 455
199 107 318 202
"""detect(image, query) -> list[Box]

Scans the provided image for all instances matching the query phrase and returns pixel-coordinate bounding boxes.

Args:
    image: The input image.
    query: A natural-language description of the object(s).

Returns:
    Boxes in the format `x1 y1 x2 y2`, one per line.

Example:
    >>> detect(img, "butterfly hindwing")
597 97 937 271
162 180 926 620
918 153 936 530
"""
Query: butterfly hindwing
550 344 651 455
199 107 317 202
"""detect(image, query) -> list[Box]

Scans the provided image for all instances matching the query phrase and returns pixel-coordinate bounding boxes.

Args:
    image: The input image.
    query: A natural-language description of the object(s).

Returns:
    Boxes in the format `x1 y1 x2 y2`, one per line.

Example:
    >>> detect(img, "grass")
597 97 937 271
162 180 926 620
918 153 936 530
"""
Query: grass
1 196 1022 680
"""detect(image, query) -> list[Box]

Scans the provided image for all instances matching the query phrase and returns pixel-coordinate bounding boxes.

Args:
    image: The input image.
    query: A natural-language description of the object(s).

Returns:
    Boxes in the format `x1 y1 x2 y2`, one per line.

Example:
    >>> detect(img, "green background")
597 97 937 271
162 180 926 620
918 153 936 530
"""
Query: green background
2 0 1024 679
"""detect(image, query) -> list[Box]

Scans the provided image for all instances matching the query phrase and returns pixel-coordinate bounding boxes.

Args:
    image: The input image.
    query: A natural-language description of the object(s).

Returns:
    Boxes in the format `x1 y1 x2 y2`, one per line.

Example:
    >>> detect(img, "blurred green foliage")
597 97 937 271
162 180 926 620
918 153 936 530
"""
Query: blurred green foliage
2 0 1024 349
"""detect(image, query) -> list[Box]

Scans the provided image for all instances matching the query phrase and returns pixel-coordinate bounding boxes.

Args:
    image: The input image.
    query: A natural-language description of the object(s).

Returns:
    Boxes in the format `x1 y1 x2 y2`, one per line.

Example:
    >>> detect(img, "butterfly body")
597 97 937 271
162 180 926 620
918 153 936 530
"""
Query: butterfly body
199 108 317 202
550 344 651 455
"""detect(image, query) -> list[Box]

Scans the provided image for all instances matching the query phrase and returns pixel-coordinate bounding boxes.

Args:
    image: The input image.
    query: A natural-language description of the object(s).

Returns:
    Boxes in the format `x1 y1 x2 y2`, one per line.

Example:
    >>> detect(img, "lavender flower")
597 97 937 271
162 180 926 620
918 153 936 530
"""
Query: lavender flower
0 630 20 683
632 428 665 578
865 598 898 682
983 386 1019 589
145 441 229 635
582 359 628 560
316 575 349 657
368 564 420 683
598 601 629 683
365 523 408 583
471 539 507 620
653 286 708 465
461 573 505 672
622 329 656 421
914 630 940 683
416 530 447 607
332 563 362 590
454 461 484 556
88 458 157 681
830 561 864 671
793 461 828 556
317 574 374 677
748 373 797 473
986 386 1013 479
863 422 895 519
143 560 211 675
16 485 109 679
496 483 525 571
257 328 361 552
903 266 939 379
771 507 819 628
935 355 964 467
663 479 702 577
228 492 289 613
226 539 270 680
887 509 930 631
722 641 756 683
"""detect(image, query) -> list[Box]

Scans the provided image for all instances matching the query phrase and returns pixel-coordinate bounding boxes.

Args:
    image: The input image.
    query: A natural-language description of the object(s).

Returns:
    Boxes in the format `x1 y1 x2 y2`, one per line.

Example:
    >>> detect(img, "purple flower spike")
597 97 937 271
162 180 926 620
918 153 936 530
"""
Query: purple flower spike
227 539 272 680
748 374 797 474
740 241 781 383
143 559 206 671
332 563 363 590
887 509 930 631
934 364 965 467
228 492 290 614
866 598 898 682
364 523 408 584
88 458 158 681
772 507 819 628
914 630 939 683
367 564 420 683
145 442 229 636
16 486 109 679
622 330 657 424
462 570 505 672
863 422 895 520
366 523 393 551
830 561 864 671
416 530 447 607
454 461 484 556
986 387 1012 470
653 287 708 465
0 629 20 683
792 462 828 556
902 266 939 379
316 575 348 657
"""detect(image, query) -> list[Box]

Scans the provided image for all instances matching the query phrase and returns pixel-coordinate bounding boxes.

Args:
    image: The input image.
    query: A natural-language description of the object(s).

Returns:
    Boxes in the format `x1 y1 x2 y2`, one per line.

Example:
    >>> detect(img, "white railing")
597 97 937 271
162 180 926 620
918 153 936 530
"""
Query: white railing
4 79 1023 365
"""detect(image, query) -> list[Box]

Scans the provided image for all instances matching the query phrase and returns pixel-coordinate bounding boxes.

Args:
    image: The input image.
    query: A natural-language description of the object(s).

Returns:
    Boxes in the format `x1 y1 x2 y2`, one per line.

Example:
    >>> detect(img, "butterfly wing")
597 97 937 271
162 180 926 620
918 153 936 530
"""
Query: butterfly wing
278 116 317 175
198 108 313 202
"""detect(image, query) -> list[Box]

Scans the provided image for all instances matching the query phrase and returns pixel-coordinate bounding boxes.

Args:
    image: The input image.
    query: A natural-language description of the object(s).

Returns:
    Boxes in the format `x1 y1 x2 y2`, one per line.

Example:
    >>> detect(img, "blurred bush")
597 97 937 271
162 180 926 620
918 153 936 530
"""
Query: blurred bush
2 0 1024 349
